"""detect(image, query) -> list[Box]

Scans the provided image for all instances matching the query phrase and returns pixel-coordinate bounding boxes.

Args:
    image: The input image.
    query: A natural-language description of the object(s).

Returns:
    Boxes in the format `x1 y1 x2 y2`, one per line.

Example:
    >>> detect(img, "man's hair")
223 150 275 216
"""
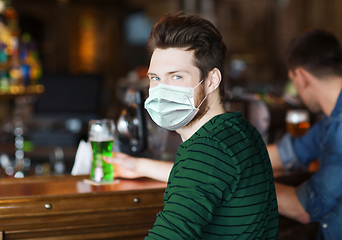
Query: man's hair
285 29 342 78
147 12 227 100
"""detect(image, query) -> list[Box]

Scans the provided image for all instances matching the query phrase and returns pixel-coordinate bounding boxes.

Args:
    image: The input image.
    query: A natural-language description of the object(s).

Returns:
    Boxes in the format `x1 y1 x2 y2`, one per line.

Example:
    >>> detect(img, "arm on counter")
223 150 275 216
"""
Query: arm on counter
107 143 286 183
105 144 312 225
267 144 285 170
104 152 173 182
267 143 311 224
275 182 311 224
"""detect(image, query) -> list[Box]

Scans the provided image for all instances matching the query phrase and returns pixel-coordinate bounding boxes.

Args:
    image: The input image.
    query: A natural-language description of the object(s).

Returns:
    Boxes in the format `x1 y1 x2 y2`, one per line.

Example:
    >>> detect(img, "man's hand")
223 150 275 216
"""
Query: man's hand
103 152 144 179
103 152 173 182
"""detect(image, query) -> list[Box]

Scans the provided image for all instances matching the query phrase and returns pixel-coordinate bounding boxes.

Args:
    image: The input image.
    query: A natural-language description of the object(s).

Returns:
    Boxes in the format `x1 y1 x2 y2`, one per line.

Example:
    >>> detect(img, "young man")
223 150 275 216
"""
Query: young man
108 28 342 239
107 12 279 239
267 29 342 240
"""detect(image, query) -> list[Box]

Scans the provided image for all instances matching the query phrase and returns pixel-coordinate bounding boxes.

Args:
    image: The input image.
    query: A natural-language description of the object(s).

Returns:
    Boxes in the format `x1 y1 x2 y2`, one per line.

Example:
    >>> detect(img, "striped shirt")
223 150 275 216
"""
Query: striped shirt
145 112 279 240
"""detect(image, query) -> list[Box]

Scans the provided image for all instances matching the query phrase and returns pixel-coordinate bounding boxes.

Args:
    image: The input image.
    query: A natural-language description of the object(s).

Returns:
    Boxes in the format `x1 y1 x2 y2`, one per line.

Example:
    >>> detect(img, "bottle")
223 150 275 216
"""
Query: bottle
0 0 9 93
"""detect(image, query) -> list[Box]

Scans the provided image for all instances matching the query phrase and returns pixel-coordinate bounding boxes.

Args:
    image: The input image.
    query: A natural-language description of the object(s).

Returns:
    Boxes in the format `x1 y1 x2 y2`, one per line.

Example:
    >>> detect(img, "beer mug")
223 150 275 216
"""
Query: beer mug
286 109 310 137
88 119 115 182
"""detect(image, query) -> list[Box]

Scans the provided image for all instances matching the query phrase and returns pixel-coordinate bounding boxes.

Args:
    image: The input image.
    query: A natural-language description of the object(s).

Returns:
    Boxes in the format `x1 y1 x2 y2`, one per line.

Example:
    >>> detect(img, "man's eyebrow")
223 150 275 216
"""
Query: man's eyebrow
147 72 156 76
168 70 189 74
147 70 190 76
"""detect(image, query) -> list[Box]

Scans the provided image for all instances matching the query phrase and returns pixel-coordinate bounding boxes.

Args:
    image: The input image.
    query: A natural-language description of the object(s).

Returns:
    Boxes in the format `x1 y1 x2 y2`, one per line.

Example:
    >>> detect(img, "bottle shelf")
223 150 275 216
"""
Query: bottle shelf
0 84 44 99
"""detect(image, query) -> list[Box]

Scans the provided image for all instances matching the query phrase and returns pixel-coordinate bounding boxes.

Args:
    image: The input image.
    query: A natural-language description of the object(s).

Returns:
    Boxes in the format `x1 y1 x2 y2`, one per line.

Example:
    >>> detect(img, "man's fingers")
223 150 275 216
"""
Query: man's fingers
103 152 137 171
103 156 122 165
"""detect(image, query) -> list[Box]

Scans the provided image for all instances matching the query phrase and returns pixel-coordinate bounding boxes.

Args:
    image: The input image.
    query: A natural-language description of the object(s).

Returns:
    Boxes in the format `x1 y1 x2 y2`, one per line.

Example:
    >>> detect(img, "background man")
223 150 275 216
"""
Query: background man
267 29 342 240
107 12 279 239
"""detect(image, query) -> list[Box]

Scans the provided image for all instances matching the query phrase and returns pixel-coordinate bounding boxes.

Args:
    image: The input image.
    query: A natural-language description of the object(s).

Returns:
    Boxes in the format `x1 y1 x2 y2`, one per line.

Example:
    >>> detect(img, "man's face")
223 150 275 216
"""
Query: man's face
147 48 201 89
147 48 208 126
288 70 321 113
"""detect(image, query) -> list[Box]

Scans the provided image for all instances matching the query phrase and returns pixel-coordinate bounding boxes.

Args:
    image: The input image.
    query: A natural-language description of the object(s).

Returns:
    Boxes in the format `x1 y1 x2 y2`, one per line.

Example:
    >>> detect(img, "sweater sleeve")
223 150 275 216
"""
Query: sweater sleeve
145 137 238 239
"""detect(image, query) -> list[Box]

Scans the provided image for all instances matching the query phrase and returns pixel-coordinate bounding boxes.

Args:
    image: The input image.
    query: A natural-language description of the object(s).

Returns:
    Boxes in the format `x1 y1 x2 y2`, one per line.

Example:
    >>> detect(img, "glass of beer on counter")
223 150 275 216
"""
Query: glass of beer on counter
286 109 310 137
88 119 115 182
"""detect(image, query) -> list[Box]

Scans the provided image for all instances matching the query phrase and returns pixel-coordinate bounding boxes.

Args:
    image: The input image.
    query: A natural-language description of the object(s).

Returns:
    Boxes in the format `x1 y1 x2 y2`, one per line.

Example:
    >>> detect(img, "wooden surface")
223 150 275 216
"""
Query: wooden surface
0 175 166 240
0 174 166 197
0 171 318 239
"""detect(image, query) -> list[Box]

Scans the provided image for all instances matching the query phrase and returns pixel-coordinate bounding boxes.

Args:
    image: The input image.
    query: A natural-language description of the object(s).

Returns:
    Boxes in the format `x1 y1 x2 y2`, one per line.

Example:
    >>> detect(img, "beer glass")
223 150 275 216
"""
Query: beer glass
88 119 114 182
286 109 310 137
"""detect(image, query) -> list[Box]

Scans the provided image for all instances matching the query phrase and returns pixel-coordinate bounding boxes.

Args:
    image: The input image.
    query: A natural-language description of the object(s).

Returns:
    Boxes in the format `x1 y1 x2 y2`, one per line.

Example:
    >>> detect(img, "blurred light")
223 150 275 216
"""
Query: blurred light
14 127 23 136
231 59 246 71
15 150 24 159
23 158 31 168
36 84 45 93
35 165 43 175
54 161 65 175
9 85 20 94
26 85 35 93
15 141 24 149
0 154 10 168
78 13 97 72
65 118 82 133
14 171 24 178
18 85 25 94
124 12 152 46
5 166 14 176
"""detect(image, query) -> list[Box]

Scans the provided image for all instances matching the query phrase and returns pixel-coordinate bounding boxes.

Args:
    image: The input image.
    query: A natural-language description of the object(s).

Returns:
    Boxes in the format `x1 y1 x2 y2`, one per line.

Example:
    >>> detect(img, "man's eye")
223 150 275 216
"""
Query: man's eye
151 76 160 81
172 75 182 80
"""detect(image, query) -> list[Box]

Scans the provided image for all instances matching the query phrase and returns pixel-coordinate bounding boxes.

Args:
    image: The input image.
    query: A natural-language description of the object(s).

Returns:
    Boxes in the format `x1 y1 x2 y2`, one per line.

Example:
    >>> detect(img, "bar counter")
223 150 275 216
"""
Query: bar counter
0 171 317 240
0 175 166 240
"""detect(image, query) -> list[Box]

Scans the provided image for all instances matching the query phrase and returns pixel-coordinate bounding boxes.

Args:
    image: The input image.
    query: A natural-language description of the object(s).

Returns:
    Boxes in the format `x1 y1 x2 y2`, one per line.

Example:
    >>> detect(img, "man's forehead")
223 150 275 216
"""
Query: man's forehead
148 48 197 74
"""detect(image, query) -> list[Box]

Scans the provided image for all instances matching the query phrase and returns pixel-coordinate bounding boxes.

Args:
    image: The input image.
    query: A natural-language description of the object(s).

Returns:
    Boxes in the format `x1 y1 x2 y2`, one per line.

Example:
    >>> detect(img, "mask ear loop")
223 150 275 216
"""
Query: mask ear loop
194 79 207 109
194 79 205 89
197 95 207 109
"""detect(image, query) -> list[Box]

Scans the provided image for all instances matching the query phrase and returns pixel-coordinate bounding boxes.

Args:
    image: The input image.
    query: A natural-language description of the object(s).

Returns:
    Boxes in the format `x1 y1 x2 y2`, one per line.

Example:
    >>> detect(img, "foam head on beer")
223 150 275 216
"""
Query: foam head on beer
89 121 114 142
286 109 310 137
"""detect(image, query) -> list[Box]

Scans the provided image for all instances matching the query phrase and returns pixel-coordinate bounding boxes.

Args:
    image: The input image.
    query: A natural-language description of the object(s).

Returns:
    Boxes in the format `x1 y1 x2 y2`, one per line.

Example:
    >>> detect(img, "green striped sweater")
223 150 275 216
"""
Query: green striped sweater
145 112 279 240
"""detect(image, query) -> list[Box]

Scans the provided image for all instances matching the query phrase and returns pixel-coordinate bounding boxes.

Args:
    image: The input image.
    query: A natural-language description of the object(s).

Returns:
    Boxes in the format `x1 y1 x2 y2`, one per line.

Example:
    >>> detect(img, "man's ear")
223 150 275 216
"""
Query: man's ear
294 68 312 89
206 68 221 94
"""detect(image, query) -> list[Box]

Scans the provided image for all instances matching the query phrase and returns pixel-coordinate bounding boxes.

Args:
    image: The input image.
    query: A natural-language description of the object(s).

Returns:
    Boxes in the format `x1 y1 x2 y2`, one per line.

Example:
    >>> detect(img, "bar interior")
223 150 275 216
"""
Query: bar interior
0 0 341 239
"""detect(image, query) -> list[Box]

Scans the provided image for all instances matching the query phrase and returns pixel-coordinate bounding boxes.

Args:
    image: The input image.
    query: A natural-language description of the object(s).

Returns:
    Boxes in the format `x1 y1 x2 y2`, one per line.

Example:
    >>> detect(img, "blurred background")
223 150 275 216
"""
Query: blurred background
0 0 341 177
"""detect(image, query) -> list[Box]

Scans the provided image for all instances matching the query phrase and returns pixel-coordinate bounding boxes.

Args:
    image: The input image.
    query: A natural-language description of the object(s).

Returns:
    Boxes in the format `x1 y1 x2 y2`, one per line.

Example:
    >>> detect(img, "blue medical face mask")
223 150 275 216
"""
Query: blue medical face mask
144 80 207 131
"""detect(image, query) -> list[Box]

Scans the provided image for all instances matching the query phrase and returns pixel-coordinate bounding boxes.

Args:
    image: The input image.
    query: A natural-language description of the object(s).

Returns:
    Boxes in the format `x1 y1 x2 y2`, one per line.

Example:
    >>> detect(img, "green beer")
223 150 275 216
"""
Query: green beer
90 140 114 182
88 119 115 182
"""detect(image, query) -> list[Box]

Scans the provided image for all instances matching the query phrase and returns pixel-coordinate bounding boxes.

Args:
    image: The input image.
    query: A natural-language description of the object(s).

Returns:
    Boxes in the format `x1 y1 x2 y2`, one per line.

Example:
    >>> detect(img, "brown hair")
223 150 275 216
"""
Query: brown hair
286 29 342 78
147 12 227 101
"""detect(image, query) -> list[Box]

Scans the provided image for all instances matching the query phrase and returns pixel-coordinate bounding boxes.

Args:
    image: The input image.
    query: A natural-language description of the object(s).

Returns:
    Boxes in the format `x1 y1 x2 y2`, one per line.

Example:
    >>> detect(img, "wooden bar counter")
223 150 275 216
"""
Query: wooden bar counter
0 175 166 240
0 170 318 240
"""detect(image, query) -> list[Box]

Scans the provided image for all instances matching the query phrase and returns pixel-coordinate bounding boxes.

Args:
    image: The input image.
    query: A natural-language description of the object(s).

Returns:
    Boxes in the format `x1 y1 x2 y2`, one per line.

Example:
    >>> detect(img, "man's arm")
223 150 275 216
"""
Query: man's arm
267 144 285 170
275 182 311 224
267 144 311 224
104 152 173 182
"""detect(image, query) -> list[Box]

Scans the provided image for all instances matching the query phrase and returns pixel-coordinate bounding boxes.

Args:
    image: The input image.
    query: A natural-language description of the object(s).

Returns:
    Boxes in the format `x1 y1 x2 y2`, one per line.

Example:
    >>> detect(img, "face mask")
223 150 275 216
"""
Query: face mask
144 81 207 131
